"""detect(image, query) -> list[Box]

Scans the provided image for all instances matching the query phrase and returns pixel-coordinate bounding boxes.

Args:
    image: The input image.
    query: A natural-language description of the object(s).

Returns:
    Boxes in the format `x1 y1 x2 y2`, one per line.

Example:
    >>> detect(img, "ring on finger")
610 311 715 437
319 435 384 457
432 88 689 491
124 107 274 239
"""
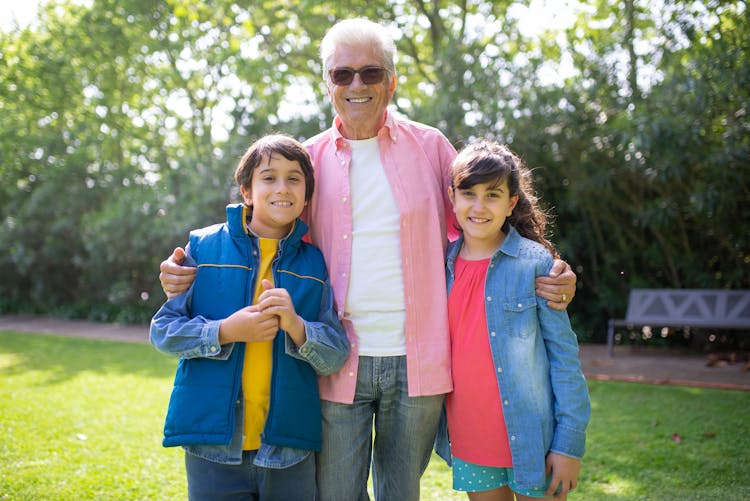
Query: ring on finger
561 293 567 303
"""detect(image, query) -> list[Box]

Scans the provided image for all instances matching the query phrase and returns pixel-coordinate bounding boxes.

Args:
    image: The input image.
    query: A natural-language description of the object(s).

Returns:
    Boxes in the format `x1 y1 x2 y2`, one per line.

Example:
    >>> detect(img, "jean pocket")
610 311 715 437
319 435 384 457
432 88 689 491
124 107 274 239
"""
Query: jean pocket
503 296 538 338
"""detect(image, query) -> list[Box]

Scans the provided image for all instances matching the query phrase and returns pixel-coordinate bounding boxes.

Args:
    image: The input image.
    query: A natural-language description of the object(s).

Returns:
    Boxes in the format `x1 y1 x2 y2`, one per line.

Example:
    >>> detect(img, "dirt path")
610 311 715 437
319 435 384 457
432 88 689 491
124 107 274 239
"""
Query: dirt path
1 314 748 391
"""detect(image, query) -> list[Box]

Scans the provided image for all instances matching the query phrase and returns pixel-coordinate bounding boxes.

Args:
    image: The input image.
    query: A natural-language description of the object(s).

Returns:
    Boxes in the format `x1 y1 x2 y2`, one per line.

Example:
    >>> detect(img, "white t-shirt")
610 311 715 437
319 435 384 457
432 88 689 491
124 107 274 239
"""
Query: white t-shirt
345 137 406 356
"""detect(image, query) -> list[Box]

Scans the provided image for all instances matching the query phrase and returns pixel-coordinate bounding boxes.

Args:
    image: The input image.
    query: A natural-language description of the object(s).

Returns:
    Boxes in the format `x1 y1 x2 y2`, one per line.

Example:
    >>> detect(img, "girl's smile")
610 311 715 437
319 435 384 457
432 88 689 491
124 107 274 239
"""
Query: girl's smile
449 179 518 258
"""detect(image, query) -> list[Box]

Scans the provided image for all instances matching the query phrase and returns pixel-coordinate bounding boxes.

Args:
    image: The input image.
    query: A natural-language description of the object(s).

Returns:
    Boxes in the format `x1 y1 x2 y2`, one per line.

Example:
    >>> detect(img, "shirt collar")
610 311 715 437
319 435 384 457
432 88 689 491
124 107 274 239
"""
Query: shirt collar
496 224 522 258
446 224 523 267
332 109 398 150
227 203 308 247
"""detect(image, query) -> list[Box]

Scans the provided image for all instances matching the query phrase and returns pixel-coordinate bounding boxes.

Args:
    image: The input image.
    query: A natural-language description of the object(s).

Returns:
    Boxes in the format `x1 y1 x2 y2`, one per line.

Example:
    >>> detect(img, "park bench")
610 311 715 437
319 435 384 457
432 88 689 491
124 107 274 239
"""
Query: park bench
607 289 750 357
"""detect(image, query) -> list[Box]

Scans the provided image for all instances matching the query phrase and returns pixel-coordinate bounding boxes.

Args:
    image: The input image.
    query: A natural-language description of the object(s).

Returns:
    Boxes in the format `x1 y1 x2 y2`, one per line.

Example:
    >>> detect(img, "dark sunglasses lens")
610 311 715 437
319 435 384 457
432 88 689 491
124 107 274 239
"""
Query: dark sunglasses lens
331 69 355 85
361 67 385 84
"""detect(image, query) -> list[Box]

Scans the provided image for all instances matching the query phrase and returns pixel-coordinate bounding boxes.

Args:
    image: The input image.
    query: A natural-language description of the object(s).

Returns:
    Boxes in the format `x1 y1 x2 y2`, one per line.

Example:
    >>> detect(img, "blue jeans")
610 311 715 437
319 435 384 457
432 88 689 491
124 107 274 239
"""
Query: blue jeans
316 356 445 501
185 449 315 501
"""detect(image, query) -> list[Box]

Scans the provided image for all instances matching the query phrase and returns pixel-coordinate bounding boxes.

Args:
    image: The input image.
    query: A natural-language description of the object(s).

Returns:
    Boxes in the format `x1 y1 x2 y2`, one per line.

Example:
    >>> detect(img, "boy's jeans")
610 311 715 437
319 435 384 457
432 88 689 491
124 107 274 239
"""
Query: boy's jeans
185 449 315 501
316 355 445 501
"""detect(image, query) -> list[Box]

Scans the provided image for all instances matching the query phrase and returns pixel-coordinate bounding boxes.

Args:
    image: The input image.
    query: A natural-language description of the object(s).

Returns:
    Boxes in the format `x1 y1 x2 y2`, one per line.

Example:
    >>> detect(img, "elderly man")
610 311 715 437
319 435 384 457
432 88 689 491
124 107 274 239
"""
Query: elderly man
159 18 577 501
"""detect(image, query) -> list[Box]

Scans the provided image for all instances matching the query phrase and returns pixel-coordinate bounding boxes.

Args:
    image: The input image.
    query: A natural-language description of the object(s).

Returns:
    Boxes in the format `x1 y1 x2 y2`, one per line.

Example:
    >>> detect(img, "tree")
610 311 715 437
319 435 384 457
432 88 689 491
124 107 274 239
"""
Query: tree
506 0 750 338
1 0 747 341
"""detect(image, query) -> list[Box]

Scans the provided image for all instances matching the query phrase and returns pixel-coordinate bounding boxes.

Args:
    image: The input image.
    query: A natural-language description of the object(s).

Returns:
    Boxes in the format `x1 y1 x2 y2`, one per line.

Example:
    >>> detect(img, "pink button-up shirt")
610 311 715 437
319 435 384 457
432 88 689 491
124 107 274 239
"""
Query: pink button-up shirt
304 112 458 403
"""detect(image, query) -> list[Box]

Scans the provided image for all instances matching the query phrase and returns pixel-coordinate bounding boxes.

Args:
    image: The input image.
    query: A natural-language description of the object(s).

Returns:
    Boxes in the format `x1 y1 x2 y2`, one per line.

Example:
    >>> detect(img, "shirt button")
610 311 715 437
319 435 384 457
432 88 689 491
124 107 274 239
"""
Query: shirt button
342 197 347 203
343 234 348 239
510 435 516 441
491 331 496 337
348 372 355 377
504 400 509 405
487 296 492 301
497 367 502 373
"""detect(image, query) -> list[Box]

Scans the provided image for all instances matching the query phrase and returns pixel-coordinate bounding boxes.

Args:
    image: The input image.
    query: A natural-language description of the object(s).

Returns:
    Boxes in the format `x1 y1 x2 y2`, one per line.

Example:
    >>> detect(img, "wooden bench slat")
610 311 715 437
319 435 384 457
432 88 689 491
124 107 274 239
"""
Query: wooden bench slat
607 289 750 357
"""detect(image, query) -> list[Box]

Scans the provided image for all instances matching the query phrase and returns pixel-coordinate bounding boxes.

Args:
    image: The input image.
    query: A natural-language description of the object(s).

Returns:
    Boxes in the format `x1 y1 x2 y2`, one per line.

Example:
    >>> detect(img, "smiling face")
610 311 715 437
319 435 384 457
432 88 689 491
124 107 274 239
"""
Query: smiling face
241 153 307 239
326 42 397 140
449 178 519 256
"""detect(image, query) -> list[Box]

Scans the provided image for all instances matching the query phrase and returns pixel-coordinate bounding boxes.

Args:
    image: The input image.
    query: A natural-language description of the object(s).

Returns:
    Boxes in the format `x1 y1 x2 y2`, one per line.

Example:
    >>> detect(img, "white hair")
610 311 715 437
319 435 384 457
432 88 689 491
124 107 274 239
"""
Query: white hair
320 18 397 80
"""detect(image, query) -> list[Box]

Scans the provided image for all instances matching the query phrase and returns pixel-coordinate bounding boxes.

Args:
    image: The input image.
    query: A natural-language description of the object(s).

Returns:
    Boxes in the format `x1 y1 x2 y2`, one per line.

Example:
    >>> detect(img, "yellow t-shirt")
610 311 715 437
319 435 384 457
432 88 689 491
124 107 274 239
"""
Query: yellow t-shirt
241 237 278 450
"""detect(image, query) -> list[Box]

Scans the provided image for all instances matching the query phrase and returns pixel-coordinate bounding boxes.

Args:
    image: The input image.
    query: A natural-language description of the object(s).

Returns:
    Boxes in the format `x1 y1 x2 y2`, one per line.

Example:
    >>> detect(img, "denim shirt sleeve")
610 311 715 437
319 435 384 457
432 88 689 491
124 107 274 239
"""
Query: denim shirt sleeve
535 258 591 459
253 443 311 469
284 280 349 375
149 245 233 360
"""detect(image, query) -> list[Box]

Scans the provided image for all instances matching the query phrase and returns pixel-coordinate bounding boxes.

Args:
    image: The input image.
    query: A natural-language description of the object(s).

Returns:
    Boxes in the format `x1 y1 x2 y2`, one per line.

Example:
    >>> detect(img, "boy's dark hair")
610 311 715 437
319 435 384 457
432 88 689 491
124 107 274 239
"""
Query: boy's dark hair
234 134 315 202
451 139 557 256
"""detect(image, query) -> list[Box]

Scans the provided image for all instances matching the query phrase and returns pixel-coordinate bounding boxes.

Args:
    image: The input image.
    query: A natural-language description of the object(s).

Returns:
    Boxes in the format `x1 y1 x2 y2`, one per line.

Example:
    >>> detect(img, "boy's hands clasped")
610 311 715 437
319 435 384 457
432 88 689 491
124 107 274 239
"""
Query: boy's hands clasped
219 305 278 344
255 279 306 346
218 279 306 347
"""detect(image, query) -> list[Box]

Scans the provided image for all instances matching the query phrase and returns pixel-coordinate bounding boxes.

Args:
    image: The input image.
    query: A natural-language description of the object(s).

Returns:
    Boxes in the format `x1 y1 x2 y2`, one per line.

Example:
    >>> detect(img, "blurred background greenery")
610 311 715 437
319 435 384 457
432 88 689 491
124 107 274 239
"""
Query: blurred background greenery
1 0 748 347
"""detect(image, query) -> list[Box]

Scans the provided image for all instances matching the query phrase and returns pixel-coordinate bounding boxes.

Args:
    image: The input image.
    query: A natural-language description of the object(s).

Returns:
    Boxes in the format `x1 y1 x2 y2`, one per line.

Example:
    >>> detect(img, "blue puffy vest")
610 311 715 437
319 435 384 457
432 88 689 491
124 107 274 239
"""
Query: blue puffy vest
163 204 327 451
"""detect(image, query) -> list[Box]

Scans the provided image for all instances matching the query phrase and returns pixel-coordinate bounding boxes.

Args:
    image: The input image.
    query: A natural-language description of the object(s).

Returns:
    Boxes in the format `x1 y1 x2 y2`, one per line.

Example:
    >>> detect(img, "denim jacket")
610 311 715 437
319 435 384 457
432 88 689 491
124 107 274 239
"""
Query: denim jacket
436 225 590 490
150 204 349 467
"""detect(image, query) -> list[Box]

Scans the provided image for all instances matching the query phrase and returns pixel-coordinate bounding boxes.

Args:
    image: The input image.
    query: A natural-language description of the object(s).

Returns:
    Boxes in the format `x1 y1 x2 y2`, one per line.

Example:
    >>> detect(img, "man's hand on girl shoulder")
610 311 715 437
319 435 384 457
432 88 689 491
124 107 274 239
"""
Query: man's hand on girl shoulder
536 259 577 311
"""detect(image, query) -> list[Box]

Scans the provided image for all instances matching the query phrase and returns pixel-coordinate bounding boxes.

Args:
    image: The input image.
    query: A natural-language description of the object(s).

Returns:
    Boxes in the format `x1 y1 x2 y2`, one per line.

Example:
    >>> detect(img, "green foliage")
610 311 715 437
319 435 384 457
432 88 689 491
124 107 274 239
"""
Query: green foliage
2 331 749 499
504 0 750 338
0 0 748 337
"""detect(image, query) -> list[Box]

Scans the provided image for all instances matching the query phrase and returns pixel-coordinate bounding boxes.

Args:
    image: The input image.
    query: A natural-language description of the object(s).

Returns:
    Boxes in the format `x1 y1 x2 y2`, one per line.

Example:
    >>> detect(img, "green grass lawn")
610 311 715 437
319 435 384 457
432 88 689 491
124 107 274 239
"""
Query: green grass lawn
1 330 749 500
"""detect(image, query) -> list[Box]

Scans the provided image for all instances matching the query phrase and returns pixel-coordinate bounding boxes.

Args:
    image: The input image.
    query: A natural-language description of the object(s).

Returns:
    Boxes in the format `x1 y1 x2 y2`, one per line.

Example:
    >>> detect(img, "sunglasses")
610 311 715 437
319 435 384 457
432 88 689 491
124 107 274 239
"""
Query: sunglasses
328 66 387 86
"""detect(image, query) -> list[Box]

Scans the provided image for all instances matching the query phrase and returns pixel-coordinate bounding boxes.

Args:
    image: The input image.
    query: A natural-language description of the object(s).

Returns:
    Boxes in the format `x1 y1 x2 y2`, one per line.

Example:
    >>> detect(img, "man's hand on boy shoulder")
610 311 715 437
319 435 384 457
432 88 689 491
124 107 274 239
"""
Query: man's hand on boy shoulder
535 259 577 311
160 247 195 299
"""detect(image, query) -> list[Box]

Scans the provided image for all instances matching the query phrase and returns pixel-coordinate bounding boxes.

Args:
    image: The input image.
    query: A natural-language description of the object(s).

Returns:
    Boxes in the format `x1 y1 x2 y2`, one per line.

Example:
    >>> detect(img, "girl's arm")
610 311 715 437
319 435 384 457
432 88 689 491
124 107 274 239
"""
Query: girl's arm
535 256 591 467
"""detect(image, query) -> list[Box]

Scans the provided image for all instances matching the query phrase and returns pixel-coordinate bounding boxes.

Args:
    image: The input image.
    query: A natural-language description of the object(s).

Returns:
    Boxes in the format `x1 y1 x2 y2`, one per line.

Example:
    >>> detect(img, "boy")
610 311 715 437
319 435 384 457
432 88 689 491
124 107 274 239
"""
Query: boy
150 134 349 501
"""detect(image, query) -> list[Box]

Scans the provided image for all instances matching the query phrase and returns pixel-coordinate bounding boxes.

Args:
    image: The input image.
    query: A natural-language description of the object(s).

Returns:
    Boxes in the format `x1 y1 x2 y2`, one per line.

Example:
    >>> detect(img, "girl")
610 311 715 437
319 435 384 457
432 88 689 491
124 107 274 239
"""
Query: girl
440 140 590 500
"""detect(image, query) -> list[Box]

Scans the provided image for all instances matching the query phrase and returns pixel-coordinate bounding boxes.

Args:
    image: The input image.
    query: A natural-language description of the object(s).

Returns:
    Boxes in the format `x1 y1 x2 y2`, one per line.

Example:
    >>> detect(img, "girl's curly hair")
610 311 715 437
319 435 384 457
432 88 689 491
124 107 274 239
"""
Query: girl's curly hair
451 139 557 257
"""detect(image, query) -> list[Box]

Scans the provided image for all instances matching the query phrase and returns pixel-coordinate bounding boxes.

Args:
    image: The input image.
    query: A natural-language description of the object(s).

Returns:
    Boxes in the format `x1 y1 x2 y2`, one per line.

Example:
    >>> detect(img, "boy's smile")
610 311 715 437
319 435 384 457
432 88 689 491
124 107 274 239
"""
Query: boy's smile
242 153 307 239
